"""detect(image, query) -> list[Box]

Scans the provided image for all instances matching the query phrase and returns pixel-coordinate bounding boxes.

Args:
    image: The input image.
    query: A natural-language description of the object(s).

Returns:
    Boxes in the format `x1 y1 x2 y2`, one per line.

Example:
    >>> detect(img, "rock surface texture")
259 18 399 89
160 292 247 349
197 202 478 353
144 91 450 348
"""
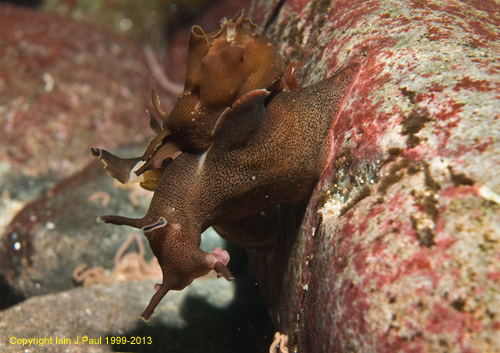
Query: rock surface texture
0 3 155 299
249 0 500 352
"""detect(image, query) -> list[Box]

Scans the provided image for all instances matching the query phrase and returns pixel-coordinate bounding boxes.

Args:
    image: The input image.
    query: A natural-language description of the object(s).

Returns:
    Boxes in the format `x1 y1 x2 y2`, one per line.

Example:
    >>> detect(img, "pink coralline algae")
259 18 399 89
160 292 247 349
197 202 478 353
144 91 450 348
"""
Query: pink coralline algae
0 5 155 178
249 0 500 352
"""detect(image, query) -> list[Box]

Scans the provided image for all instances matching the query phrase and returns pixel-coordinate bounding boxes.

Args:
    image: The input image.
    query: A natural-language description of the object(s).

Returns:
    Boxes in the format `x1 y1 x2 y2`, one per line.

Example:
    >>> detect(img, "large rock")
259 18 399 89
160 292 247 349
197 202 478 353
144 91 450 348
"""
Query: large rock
249 0 500 352
0 4 157 238
0 3 157 300
0 277 240 353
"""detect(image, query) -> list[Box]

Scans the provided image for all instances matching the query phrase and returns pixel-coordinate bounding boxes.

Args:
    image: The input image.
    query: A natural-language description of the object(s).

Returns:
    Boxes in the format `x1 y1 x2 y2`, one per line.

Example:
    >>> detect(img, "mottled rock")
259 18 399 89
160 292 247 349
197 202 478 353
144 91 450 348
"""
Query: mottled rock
0 277 251 353
41 0 170 48
0 4 157 240
249 0 500 352
0 5 155 178
0 148 154 299
0 3 160 307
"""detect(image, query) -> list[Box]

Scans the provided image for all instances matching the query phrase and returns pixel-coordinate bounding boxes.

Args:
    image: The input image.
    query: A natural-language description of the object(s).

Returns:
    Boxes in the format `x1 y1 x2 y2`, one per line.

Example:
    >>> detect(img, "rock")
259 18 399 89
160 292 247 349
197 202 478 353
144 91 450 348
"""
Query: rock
0 4 155 179
0 4 156 238
0 277 241 353
0 149 154 298
0 2 158 304
41 0 170 48
249 0 500 352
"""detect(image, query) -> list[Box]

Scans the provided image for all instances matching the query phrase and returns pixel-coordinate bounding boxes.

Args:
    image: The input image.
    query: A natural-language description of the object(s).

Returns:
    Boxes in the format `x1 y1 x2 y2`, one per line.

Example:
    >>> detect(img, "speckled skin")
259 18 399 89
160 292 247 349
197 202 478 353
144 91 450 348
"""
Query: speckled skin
96 65 359 320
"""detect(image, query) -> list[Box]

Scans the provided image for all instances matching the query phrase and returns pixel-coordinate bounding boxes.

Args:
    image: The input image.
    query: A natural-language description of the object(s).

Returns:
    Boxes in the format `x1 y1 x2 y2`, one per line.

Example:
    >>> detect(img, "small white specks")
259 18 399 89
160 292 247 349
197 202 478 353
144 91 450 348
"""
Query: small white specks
251 176 257 181
34 282 40 289
302 25 311 46
85 308 92 316
60 293 70 300
13 242 21 251
119 18 133 31
42 73 54 92
302 284 309 291
478 184 500 204
45 222 55 230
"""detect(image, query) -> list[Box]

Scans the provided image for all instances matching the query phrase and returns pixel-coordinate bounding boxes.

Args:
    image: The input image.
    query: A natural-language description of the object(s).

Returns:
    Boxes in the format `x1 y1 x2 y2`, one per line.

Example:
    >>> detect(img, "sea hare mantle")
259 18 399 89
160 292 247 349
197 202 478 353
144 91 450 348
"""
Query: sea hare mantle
91 11 360 321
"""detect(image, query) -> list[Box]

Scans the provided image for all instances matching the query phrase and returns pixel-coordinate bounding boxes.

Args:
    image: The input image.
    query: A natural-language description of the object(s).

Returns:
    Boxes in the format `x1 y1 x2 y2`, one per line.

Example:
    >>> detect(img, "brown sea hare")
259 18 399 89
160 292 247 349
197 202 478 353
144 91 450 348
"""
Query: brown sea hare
91 11 360 321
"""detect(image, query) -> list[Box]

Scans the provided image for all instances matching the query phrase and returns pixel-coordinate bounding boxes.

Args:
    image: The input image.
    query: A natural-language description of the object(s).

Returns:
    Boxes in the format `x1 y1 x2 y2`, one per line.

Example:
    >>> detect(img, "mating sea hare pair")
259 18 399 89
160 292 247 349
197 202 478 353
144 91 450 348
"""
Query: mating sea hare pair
92 11 360 321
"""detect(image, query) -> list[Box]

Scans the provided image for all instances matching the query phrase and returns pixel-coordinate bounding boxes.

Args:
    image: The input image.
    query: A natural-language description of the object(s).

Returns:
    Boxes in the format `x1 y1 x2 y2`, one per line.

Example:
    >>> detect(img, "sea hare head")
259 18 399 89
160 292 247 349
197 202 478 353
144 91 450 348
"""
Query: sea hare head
164 10 284 150
138 219 233 321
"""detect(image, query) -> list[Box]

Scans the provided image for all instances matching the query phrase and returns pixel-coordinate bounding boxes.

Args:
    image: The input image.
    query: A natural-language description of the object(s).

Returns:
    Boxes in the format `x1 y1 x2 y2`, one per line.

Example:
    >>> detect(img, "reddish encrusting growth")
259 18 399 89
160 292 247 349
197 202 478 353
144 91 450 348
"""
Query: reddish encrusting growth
250 0 500 352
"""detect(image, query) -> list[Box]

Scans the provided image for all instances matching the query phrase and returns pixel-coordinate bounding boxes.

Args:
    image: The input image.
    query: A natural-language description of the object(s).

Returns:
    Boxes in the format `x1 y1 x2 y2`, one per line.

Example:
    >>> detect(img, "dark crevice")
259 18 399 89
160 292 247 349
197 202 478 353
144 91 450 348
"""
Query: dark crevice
450 297 466 312
0 274 26 310
0 0 42 7
448 167 475 186
264 0 287 31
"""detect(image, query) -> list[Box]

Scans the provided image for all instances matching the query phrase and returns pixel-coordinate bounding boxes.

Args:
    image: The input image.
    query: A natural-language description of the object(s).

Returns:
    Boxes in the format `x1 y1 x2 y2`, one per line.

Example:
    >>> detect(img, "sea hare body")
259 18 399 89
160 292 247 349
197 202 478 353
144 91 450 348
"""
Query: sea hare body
92 12 360 321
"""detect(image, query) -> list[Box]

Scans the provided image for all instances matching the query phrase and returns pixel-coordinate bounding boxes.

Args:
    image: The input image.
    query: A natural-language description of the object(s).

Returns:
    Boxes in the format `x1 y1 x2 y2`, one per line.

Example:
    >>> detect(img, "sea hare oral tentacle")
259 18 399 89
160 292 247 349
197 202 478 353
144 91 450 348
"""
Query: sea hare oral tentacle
140 282 170 322
213 262 234 280
91 11 360 321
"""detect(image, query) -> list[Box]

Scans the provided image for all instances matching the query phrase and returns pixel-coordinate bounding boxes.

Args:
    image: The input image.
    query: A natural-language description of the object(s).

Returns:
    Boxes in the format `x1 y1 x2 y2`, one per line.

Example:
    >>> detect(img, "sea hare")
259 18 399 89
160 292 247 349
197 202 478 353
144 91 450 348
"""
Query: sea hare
91 11 360 321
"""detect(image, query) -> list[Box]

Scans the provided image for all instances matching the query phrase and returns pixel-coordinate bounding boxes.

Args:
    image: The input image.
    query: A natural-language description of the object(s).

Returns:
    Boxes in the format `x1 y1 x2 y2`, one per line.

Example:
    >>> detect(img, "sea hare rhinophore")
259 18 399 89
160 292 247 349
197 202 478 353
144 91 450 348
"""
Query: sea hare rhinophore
91 11 360 321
